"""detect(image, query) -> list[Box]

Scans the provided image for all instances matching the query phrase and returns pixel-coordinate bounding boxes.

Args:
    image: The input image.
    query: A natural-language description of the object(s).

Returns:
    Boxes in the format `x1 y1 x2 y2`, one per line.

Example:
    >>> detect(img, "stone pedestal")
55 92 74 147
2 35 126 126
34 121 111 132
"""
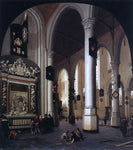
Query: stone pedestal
83 108 98 132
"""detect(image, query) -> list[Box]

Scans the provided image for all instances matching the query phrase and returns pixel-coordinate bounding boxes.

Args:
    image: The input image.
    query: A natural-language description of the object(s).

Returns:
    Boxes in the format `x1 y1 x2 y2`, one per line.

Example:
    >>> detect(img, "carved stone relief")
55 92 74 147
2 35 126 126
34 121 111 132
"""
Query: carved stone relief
0 58 40 78
9 91 28 115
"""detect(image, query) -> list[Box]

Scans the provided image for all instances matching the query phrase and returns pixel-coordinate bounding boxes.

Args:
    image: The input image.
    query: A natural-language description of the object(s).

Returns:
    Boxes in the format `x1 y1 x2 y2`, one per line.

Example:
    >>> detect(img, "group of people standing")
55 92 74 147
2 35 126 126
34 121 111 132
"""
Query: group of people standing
31 114 54 135
61 128 84 144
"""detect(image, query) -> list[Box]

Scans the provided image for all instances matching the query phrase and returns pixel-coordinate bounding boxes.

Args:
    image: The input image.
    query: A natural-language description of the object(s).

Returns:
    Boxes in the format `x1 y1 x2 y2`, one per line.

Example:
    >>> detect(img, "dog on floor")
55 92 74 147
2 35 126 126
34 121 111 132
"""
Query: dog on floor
9 130 18 140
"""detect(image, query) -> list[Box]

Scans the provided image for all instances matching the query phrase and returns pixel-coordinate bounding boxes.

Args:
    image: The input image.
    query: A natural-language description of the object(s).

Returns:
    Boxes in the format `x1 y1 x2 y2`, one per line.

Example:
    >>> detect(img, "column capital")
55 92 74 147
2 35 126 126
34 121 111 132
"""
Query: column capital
82 17 96 30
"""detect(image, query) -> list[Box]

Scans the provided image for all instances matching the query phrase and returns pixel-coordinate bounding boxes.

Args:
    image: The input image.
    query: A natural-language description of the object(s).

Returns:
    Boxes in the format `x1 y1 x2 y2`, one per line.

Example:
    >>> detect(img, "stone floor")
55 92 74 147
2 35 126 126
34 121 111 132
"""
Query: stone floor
2 119 133 150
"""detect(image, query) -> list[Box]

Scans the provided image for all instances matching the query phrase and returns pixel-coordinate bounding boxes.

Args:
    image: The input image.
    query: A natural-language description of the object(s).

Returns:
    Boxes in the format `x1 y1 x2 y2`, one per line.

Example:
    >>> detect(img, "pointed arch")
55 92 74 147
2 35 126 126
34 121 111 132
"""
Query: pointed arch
47 3 91 54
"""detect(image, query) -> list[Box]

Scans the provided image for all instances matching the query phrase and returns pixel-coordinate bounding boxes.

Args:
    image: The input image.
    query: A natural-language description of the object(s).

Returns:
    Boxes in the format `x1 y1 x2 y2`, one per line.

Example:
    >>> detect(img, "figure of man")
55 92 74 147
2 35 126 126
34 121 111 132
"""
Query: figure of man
120 118 128 137
33 114 40 134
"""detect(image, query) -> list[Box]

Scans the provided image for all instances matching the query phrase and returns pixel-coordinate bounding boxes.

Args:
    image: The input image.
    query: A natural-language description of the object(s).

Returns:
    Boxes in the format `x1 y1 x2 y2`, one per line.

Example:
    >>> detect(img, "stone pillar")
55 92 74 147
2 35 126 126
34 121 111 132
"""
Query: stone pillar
125 93 129 119
40 44 46 115
82 18 98 132
111 61 120 126
69 77 75 124
44 48 48 115
47 51 54 115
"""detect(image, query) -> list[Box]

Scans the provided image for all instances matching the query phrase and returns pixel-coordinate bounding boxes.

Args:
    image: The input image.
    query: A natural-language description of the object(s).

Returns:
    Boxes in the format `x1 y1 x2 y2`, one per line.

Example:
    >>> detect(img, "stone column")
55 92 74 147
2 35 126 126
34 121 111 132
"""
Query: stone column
44 48 48 115
47 51 54 115
69 77 75 124
82 18 98 132
111 61 120 126
125 93 129 119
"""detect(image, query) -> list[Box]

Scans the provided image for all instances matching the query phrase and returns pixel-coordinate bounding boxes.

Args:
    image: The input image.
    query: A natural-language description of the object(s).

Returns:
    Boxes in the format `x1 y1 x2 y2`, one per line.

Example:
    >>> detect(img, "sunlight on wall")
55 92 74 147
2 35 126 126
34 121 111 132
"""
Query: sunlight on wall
119 86 123 106
96 50 100 89
74 60 85 118
96 47 111 119
58 69 69 117
74 64 78 95
96 47 111 90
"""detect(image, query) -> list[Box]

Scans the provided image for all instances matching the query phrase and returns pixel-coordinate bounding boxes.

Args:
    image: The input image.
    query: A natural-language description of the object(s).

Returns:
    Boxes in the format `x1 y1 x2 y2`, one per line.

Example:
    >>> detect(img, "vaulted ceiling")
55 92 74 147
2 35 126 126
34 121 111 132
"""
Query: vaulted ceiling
0 0 133 69
35 3 119 64
36 3 60 25
51 8 84 64
35 4 119 64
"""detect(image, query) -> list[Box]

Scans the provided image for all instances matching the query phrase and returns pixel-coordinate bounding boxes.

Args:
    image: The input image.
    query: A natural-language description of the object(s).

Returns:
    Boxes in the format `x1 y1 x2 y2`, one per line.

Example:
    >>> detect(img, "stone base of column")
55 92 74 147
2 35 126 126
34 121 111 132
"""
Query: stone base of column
83 108 98 132
111 112 120 127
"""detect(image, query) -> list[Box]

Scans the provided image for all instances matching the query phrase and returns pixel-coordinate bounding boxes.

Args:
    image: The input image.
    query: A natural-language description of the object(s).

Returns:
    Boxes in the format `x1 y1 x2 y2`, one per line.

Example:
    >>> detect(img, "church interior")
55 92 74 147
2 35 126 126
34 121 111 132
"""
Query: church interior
1 1 133 147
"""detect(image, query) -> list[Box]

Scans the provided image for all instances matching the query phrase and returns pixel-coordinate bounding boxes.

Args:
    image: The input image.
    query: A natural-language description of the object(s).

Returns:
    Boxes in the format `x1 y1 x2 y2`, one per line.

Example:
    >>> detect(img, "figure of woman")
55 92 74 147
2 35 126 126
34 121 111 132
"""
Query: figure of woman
75 128 84 141
60 130 69 143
